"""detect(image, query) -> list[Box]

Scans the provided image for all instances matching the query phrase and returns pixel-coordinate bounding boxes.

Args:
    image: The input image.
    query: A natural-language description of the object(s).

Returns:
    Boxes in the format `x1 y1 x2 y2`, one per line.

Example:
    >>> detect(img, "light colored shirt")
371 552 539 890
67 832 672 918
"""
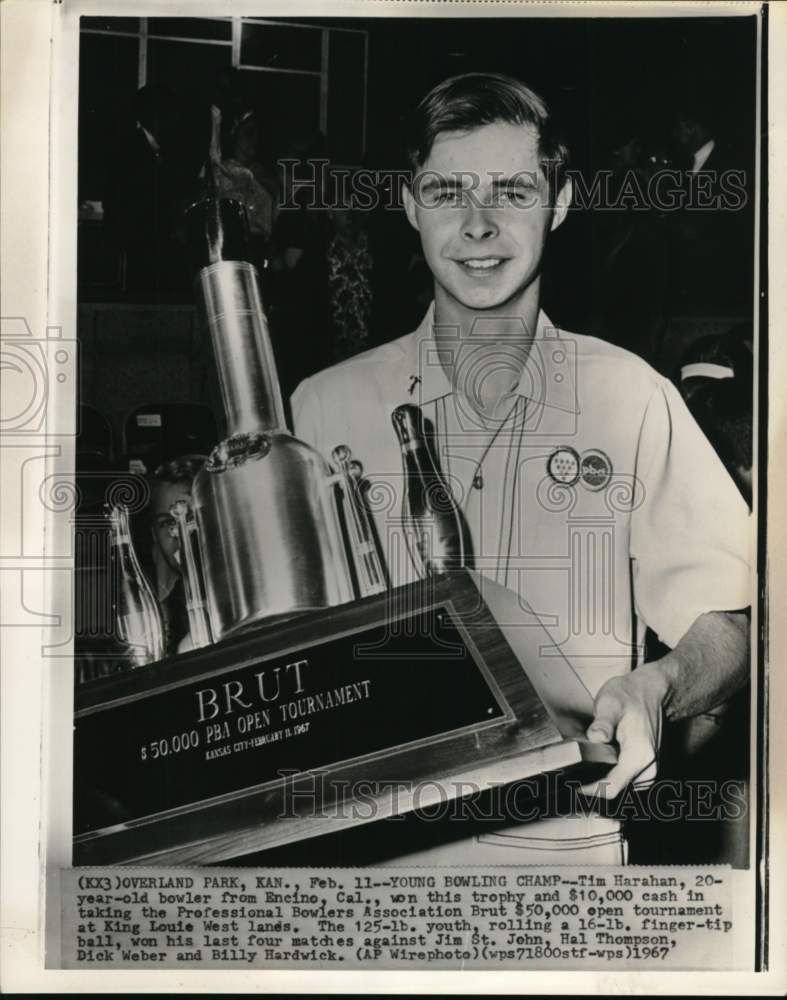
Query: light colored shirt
292 305 752 698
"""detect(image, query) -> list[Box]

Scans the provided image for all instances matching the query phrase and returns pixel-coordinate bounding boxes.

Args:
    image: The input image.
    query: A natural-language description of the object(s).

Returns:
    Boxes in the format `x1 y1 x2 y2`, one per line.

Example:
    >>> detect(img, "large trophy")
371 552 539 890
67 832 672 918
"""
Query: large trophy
185 198 386 642
74 196 613 866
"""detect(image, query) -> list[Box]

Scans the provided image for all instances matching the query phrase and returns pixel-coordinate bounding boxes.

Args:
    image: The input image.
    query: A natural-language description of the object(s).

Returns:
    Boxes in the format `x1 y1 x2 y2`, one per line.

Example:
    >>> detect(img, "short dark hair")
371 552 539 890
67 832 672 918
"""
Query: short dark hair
406 72 570 197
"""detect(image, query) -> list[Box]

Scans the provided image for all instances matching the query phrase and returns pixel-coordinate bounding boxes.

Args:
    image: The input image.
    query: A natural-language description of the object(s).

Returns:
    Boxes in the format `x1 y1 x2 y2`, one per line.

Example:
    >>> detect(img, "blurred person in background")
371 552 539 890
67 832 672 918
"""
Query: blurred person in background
592 131 686 367
666 106 755 323
591 100 753 370
677 325 754 507
326 202 374 362
139 455 207 657
210 107 280 262
103 83 178 298
104 83 208 300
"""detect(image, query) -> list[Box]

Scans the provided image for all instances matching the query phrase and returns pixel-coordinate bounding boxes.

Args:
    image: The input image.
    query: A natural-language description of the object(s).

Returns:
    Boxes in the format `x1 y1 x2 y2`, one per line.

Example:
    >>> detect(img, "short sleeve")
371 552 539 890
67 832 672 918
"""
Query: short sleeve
629 378 752 648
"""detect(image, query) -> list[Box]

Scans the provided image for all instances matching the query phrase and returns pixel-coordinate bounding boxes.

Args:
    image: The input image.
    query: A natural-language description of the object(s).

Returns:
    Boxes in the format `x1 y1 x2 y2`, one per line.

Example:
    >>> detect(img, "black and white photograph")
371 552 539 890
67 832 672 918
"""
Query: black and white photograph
1 0 784 992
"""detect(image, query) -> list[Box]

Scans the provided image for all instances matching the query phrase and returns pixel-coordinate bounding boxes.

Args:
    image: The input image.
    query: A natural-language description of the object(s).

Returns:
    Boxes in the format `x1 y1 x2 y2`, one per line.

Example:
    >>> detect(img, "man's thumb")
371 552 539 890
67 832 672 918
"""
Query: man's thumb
586 692 621 742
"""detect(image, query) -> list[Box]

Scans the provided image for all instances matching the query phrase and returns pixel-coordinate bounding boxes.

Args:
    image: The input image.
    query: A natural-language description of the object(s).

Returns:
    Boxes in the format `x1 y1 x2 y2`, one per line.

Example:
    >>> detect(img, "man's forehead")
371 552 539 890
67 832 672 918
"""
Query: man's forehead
420 121 542 173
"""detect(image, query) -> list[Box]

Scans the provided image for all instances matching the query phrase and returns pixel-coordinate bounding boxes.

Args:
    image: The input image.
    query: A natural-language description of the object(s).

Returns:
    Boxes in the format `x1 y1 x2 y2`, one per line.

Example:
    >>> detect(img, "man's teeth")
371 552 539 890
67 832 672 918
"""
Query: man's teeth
462 258 503 269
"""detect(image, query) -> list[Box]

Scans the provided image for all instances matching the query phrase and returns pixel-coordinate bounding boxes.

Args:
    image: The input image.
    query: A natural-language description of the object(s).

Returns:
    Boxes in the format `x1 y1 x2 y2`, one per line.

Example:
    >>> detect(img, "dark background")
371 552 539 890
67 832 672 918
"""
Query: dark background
77 14 759 449
79 15 758 195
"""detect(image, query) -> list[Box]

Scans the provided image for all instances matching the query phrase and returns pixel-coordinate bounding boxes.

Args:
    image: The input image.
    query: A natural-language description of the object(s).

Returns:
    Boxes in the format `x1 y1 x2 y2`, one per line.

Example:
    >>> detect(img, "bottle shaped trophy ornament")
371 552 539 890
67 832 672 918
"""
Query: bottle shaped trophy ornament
331 445 387 599
188 196 354 639
391 404 466 577
170 499 213 650
108 505 164 667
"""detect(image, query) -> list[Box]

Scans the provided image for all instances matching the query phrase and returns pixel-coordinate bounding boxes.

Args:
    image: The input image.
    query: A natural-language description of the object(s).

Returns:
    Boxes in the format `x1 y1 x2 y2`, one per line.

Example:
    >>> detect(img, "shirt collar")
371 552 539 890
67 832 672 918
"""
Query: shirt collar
404 302 562 408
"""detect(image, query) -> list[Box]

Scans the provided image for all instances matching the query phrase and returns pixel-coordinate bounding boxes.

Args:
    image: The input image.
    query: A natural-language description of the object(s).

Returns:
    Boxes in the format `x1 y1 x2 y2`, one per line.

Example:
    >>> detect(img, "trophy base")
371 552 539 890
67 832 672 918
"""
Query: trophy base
73 569 615 866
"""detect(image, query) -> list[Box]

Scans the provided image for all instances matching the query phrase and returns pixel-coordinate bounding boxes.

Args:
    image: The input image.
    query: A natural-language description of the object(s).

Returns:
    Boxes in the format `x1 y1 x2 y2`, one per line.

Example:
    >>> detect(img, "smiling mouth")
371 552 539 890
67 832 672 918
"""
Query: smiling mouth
455 257 508 273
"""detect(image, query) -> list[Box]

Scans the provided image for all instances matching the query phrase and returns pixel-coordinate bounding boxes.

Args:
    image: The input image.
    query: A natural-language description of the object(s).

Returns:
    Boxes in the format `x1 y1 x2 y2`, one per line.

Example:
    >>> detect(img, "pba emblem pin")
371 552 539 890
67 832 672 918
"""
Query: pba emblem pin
547 446 580 486
580 449 613 491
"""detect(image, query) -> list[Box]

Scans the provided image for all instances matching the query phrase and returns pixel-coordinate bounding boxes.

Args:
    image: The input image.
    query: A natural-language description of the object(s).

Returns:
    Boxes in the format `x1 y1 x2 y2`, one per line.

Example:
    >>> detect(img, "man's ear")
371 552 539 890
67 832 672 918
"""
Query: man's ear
402 182 420 232
550 175 573 232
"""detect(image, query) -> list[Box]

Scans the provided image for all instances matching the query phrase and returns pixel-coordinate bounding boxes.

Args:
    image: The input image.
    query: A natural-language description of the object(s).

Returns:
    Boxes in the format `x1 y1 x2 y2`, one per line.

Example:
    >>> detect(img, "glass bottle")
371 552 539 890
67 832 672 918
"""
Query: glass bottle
169 499 214 650
108 504 164 668
391 403 466 577
331 445 387 599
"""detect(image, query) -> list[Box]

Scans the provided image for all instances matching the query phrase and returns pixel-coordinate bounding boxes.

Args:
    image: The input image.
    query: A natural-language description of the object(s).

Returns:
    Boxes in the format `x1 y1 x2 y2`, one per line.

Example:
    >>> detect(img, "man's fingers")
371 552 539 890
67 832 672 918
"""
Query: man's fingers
581 709 658 799
586 721 613 743
631 759 659 790
586 689 623 743
583 755 657 800
580 758 657 799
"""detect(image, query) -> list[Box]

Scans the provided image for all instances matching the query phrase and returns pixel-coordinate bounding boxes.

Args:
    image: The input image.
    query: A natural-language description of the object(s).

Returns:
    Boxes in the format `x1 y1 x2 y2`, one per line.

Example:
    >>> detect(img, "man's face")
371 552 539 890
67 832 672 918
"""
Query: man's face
150 479 192 574
403 121 570 313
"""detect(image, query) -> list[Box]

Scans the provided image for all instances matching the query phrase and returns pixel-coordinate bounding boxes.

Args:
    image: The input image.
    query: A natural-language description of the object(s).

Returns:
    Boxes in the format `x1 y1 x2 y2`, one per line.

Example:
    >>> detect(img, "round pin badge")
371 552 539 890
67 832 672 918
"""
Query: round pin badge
547 446 580 486
580 449 613 491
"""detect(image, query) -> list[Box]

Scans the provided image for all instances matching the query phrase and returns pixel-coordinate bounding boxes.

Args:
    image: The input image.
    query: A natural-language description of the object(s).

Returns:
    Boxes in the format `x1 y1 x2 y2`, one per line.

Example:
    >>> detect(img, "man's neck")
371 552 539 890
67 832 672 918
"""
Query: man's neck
433 282 540 423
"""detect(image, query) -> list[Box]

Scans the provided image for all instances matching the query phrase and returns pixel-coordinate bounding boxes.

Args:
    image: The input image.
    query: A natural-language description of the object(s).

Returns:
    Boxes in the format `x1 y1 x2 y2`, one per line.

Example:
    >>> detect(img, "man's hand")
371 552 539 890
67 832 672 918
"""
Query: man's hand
579 610 749 800
581 663 670 799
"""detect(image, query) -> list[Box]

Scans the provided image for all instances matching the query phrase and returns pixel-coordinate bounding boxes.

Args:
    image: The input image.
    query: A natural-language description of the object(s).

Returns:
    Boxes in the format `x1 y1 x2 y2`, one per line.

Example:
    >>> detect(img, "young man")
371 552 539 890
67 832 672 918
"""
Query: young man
292 73 751 863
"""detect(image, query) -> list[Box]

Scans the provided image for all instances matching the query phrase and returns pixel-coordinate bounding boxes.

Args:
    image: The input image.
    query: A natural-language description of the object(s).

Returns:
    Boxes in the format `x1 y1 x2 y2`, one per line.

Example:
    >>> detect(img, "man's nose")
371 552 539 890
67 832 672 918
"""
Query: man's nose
461 203 499 241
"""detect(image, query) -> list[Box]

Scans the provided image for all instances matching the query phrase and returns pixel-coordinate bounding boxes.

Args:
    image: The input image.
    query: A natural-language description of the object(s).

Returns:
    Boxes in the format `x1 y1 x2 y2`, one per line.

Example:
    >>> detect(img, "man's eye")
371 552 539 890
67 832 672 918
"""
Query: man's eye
496 186 536 205
434 189 464 206
420 189 448 207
